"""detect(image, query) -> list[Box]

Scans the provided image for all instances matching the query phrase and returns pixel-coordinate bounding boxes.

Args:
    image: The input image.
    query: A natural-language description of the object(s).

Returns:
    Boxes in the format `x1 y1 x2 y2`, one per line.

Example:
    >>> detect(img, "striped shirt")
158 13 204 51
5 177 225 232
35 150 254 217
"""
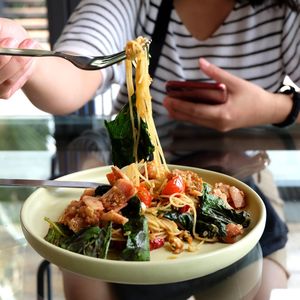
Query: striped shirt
54 0 300 115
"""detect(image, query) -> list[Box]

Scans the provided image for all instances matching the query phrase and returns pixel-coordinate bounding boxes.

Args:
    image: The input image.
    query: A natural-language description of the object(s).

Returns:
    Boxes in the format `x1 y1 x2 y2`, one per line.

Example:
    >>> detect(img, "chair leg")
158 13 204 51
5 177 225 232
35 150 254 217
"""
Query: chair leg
37 260 52 300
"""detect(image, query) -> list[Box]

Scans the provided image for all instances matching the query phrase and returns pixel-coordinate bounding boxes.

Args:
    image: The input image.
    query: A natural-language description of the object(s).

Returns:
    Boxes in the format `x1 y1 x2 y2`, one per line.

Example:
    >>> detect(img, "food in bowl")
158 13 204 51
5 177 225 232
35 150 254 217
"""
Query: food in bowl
44 37 250 261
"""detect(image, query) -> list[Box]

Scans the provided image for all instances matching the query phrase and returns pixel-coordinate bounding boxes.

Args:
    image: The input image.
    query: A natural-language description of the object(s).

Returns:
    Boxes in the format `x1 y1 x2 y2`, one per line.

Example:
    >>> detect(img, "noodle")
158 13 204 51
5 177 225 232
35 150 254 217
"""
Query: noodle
123 37 222 251
125 37 168 178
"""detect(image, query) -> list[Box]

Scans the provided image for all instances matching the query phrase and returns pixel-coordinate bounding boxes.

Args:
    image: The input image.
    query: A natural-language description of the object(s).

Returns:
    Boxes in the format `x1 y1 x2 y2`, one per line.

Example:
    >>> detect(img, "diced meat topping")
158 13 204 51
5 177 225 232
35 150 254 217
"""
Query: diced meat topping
213 183 246 209
59 196 104 232
229 186 246 209
224 223 244 243
101 179 136 211
171 169 203 197
59 167 136 232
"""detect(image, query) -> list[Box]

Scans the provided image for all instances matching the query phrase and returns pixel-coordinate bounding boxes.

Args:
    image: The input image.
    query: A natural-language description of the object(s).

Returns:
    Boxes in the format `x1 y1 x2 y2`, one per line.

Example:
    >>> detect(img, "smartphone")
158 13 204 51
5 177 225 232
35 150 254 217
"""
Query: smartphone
166 80 227 104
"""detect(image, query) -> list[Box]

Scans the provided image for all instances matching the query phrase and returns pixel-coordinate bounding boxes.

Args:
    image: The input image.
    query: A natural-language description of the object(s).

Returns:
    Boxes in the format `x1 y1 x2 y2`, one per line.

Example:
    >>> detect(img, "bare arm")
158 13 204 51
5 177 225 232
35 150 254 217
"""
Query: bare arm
0 18 102 115
164 58 296 131
22 57 102 115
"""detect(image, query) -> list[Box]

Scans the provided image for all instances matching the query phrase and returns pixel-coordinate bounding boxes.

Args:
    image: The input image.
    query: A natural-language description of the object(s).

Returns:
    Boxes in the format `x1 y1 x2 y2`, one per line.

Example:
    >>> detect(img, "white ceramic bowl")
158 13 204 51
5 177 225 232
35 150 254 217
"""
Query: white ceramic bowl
20 165 266 284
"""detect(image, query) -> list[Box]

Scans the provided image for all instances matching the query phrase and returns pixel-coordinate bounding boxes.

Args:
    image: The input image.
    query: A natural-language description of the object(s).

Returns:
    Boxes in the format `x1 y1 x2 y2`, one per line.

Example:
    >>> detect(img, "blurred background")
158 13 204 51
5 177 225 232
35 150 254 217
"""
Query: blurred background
0 1 299 300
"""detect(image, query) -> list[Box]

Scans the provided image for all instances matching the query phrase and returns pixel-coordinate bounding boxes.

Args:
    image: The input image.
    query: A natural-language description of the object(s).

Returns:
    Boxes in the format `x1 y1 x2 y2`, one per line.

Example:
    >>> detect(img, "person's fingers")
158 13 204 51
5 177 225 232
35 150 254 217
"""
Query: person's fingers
0 56 29 85
164 94 238 131
199 58 240 88
11 38 38 70
164 96 225 127
0 38 20 69
0 38 37 98
0 58 35 98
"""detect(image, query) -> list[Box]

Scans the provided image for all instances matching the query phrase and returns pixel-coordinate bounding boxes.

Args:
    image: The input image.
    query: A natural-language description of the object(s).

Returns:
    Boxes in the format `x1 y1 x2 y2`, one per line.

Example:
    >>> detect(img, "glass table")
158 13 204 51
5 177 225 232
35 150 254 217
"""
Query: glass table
0 115 299 300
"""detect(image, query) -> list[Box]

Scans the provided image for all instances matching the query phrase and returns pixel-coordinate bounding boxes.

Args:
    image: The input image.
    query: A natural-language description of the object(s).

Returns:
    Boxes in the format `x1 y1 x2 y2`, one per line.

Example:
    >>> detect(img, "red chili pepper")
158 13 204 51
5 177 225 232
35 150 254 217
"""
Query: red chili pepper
150 238 165 250
162 175 185 195
137 185 153 207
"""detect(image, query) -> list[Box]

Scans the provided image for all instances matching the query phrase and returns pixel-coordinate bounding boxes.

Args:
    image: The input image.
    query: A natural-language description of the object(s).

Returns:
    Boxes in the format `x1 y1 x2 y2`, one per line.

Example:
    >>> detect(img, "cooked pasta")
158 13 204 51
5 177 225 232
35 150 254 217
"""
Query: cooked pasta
122 37 248 251
125 37 168 179
44 37 250 260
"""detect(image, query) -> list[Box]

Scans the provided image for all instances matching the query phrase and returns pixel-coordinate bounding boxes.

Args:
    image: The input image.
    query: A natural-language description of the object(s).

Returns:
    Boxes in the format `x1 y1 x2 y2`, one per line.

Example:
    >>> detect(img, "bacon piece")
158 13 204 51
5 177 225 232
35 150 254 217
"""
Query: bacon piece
224 223 244 243
213 183 246 209
212 187 228 202
59 166 136 232
168 236 184 254
100 178 136 211
146 161 158 179
229 186 246 209
82 196 104 211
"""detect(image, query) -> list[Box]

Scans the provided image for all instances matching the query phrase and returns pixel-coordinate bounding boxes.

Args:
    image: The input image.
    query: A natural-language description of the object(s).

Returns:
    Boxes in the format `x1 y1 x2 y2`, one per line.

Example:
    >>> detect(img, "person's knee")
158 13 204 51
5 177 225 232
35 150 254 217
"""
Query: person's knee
253 258 288 300
62 270 116 300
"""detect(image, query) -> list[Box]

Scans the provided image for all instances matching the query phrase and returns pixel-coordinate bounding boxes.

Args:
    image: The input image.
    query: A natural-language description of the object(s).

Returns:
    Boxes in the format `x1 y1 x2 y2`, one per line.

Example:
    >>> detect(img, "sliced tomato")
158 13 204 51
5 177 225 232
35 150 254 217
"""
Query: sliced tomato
179 204 190 213
150 237 165 250
162 175 185 195
137 185 153 207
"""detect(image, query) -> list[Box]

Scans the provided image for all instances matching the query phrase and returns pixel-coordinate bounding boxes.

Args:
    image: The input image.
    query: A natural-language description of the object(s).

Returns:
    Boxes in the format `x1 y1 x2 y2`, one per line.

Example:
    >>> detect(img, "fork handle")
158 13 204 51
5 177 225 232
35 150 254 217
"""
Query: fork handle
0 47 56 57
0 48 90 70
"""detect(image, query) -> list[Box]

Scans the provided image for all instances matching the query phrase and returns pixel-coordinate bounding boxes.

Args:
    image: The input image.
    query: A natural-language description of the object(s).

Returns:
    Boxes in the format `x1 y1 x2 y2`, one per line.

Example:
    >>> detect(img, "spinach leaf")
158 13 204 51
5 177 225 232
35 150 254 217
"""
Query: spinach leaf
121 197 150 261
163 211 193 233
195 220 221 239
121 196 142 218
44 217 112 259
44 217 72 246
94 184 112 196
62 222 112 259
105 95 154 168
196 184 250 239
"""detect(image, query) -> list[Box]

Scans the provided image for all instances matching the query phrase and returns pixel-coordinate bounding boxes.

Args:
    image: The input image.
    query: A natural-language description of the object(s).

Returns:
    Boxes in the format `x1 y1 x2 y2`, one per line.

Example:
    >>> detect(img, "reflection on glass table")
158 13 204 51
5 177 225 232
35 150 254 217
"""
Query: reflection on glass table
61 244 263 300
0 116 299 299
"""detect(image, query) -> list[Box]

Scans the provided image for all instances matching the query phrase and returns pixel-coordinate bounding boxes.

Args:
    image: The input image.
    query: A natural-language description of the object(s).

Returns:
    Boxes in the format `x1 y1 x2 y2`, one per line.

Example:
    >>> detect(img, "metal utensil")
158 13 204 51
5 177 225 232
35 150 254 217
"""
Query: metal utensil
0 48 127 70
0 178 102 188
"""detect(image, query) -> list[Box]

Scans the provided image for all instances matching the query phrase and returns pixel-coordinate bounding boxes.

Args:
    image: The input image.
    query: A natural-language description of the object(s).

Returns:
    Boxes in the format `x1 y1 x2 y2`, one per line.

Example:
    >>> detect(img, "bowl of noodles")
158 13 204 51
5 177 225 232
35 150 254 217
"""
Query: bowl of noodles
20 163 266 284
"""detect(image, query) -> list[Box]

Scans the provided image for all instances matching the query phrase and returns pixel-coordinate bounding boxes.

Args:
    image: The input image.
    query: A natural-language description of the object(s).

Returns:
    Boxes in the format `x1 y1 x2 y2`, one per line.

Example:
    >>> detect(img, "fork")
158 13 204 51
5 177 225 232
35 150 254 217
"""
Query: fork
0 47 127 70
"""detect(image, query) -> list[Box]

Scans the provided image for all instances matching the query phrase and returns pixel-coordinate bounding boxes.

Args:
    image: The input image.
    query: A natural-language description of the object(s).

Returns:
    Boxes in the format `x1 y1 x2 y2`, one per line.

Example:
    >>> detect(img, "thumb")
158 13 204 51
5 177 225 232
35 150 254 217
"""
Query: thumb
199 58 239 87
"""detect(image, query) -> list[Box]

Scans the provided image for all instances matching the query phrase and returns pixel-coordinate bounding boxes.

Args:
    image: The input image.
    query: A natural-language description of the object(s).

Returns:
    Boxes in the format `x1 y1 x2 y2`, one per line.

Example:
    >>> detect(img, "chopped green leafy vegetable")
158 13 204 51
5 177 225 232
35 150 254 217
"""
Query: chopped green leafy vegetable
44 217 72 246
163 211 193 233
94 184 112 196
62 223 112 258
44 217 112 259
121 197 150 261
196 183 250 239
105 95 154 168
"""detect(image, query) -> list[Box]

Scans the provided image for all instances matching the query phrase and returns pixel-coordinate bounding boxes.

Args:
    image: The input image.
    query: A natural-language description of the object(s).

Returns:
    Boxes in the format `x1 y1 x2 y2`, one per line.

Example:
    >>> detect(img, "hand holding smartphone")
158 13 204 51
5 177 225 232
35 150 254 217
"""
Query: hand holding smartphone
166 81 227 104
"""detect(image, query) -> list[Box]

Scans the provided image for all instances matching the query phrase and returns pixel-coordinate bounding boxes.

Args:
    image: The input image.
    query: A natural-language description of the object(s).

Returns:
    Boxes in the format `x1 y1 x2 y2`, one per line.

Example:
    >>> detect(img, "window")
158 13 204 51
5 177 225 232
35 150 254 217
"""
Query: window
1 0 49 49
